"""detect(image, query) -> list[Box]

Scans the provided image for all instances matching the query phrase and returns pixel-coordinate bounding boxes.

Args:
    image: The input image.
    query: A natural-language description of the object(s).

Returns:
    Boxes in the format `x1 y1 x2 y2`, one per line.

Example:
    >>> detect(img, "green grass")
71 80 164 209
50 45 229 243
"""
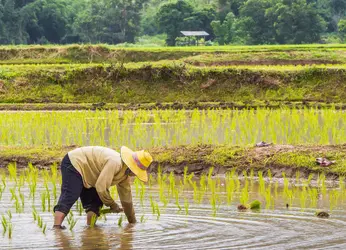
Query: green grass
1 44 346 64
2 63 346 104
1 44 346 106
1 144 346 176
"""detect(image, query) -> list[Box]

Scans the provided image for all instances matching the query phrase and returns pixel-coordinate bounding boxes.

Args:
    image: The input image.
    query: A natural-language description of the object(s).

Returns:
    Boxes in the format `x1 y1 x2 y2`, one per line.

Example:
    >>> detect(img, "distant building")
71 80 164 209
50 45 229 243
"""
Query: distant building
178 31 210 46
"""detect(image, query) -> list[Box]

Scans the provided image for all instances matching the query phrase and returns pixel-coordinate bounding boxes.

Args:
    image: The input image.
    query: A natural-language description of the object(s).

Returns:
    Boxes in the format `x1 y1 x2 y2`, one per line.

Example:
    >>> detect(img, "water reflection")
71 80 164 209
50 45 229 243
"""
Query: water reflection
54 223 134 250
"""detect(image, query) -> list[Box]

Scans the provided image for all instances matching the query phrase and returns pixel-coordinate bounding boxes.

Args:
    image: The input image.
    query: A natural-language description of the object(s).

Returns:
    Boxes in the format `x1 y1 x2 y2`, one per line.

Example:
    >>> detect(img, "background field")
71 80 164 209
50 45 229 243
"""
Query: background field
1 45 346 108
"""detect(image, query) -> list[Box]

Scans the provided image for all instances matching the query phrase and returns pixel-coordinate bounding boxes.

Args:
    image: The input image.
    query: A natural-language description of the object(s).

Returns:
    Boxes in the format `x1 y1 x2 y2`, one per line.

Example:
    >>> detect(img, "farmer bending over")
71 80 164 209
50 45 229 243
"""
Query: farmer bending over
53 146 153 229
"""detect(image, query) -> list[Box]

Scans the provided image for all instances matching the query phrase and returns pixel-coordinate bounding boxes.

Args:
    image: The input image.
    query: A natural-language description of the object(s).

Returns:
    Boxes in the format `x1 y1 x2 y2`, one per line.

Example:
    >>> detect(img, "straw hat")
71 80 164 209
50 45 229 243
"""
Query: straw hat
120 146 153 182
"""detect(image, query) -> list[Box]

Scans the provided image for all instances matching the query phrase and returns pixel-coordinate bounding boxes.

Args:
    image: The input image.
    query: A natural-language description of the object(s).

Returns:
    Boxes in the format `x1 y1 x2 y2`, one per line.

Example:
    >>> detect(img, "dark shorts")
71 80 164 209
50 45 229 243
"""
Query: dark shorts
53 154 103 216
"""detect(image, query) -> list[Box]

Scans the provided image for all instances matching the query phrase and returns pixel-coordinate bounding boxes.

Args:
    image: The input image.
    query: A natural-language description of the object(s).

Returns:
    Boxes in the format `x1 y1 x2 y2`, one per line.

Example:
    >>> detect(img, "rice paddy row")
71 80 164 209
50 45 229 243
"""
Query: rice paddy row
0 163 343 239
0 109 345 148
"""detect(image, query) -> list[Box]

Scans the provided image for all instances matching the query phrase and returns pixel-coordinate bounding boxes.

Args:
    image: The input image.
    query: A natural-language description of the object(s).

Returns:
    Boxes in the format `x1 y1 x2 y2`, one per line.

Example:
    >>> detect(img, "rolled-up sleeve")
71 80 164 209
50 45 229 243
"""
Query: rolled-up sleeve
95 160 119 207
117 176 136 223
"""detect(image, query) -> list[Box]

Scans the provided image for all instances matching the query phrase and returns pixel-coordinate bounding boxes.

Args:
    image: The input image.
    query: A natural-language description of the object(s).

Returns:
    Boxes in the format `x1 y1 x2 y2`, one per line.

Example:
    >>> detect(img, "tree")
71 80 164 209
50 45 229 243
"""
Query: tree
237 0 275 44
267 0 326 44
338 19 346 42
72 0 147 44
21 0 70 44
211 12 236 44
1 0 25 44
156 0 195 45
330 0 346 30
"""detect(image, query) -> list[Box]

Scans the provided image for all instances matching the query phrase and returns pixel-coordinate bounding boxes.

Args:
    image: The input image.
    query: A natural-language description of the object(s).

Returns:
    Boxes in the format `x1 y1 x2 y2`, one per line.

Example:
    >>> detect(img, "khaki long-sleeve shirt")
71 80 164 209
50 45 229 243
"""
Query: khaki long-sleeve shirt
68 146 135 222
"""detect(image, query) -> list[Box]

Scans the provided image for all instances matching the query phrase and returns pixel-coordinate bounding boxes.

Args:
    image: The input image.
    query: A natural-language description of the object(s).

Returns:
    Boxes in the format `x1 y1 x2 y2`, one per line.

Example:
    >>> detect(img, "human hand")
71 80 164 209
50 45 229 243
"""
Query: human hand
110 203 124 213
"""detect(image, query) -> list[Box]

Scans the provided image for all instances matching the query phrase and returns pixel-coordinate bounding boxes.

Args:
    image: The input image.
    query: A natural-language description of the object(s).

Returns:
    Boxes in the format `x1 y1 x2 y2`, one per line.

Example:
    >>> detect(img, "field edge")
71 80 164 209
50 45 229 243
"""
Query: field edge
1 144 345 178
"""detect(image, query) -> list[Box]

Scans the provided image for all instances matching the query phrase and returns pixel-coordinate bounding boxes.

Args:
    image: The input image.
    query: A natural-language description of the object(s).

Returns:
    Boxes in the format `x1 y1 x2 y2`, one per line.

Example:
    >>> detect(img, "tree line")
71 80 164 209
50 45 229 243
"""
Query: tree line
0 0 345 45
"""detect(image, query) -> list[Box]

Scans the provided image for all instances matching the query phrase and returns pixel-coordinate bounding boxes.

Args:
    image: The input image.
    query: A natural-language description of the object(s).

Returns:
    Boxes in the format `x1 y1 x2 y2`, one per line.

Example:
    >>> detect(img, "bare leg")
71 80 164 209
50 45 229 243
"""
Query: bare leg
87 211 98 226
54 211 66 226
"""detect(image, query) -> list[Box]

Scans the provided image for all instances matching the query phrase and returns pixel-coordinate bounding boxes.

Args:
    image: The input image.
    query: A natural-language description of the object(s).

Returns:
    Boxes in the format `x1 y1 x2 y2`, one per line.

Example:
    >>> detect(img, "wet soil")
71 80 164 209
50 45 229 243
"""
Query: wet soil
0 144 345 179
0 101 345 111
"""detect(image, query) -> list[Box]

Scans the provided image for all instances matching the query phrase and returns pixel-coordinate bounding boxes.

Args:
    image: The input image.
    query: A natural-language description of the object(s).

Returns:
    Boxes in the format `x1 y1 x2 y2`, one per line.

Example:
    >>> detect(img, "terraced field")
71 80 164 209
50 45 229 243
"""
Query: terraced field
1 44 346 108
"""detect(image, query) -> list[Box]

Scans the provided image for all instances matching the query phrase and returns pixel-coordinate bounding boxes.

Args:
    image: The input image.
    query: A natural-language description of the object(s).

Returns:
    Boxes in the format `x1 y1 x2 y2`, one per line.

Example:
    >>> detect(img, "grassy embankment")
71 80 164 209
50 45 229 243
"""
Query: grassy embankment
1 144 345 177
1 45 346 109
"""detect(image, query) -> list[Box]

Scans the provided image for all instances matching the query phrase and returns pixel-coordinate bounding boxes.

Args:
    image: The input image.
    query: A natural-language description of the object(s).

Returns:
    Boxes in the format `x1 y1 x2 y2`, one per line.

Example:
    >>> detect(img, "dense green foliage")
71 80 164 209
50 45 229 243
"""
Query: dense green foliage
0 0 345 45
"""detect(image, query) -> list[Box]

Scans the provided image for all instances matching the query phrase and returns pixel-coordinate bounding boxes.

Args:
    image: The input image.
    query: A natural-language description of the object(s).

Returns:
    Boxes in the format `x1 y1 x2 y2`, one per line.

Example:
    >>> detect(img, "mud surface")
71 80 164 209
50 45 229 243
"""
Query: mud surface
0 144 345 179
0 102 345 111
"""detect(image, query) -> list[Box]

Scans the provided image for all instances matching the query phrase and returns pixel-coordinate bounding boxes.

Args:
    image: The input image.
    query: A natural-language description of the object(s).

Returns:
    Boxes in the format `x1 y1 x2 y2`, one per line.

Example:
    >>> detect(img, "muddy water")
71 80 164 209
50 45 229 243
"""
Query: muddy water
1 177 346 249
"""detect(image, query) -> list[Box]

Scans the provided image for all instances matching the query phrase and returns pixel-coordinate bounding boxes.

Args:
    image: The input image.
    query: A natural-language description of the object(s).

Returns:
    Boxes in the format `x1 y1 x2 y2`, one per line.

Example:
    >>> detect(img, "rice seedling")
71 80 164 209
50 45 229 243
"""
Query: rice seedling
174 189 182 211
1 215 8 235
284 188 294 207
90 214 97 228
140 215 147 223
155 203 161 220
308 188 318 208
249 169 254 181
67 212 78 231
0 185 4 201
118 215 123 227
1 174 6 189
1 108 346 147
199 174 207 192
274 180 279 198
134 177 140 198
148 174 154 188
14 196 22 213
295 171 300 185
305 173 314 186
6 211 12 220
139 181 145 207
240 185 249 206
339 176 345 191
267 169 272 183
183 167 188 187
168 172 175 196
191 181 198 203
42 223 47 234
258 171 265 195
41 192 46 212
329 190 340 211
225 172 235 205
264 188 272 209
184 199 189 215
9 187 16 201
209 179 219 216
7 222 12 239
32 207 38 222
207 167 214 188
19 193 24 209
187 173 194 186
299 187 307 210
7 163 17 183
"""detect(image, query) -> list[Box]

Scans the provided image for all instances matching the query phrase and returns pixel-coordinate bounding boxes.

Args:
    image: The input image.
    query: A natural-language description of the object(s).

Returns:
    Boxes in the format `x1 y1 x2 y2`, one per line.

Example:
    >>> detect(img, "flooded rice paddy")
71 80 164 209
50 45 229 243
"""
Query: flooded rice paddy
0 108 346 148
0 166 346 249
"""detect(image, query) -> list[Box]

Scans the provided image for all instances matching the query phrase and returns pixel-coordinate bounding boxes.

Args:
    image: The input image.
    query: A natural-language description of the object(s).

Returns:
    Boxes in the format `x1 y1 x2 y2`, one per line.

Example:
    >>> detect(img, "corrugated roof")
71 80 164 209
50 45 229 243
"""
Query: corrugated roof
180 31 209 36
